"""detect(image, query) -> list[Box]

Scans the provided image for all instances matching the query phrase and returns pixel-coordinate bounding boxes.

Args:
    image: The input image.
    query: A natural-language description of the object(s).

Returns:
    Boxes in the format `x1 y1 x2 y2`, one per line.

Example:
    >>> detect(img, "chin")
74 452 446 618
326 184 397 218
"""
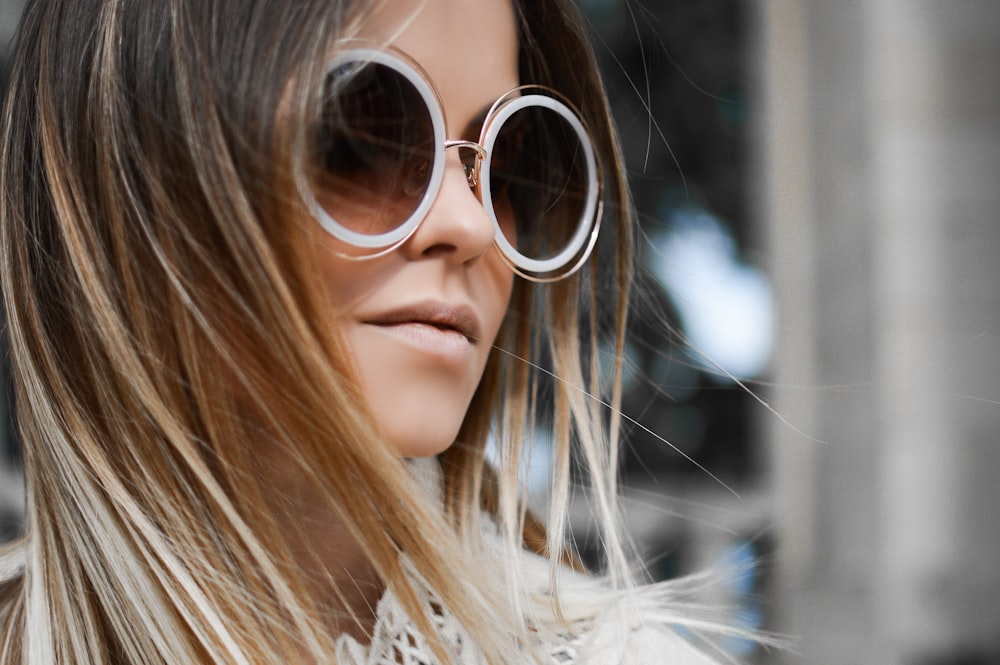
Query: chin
371 394 468 457
384 424 461 458
355 354 481 458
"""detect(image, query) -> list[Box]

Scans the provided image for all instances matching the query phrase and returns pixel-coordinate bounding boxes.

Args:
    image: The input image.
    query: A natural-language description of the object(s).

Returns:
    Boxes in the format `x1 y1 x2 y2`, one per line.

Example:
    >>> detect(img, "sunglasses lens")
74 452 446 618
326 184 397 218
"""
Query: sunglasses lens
488 101 596 271
311 58 436 241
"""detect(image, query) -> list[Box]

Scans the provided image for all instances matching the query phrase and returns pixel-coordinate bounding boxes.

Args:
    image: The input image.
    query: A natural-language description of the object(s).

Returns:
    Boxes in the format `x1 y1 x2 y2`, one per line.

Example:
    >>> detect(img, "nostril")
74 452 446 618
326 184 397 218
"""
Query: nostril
421 242 459 259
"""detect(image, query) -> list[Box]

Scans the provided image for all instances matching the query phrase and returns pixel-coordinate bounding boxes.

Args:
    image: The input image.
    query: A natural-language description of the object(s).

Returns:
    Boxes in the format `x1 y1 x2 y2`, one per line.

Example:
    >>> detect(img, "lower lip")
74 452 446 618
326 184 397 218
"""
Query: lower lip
365 322 475 361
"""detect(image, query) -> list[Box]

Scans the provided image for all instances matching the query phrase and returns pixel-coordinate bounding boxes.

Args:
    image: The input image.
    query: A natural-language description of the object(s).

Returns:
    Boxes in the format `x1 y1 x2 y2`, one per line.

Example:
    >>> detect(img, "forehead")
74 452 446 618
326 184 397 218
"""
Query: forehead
355 0 520 130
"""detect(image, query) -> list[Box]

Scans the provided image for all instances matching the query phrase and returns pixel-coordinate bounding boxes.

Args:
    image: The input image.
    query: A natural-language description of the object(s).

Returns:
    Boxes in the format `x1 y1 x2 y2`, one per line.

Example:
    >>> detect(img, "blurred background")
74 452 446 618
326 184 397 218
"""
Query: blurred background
2 1 999 663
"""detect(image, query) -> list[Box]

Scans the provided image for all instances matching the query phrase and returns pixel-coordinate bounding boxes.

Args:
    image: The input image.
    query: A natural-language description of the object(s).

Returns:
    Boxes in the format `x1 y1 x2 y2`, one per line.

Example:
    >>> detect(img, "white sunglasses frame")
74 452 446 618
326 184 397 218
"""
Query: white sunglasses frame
306 45 604 282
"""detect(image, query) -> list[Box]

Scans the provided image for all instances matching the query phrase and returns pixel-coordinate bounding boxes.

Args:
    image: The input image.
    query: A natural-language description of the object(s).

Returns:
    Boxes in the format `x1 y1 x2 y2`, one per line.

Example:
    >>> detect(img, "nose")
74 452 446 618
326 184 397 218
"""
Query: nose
401 151 495 265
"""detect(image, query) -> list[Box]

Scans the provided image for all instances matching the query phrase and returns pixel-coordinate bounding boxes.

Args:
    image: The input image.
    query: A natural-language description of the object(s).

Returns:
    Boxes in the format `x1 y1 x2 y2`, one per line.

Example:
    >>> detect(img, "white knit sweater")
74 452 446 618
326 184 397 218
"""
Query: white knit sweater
332 567 724 665
332 459 731 665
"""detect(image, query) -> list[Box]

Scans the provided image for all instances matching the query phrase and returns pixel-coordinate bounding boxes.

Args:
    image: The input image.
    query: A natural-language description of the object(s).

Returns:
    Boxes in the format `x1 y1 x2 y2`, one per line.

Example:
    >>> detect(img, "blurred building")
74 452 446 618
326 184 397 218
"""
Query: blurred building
762 1 1000 663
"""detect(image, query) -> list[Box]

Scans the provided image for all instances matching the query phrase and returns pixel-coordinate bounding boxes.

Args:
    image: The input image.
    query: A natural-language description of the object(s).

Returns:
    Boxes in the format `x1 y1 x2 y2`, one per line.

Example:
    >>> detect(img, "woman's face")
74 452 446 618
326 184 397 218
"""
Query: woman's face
307 0 519 456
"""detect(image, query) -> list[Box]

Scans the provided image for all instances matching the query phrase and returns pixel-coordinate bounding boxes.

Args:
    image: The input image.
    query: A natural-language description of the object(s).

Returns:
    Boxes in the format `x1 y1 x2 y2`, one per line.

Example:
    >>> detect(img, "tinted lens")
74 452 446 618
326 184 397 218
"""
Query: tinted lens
311 59 435 238
488 103 594 266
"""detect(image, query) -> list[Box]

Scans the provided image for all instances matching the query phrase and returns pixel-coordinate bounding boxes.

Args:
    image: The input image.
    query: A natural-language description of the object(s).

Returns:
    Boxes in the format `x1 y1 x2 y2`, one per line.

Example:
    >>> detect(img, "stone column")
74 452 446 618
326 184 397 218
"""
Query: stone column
762 0 1000 662
868 1 1000 661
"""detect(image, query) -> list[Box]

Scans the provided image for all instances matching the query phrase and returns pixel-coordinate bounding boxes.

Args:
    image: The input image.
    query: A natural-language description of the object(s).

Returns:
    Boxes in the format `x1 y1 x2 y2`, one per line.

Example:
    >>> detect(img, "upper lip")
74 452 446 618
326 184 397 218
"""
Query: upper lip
362 301 482 342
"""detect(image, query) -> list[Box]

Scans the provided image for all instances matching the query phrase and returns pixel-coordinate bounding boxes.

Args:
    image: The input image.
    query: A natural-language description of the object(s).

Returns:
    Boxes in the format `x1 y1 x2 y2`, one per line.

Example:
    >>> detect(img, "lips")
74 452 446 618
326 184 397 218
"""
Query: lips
362 301 481 343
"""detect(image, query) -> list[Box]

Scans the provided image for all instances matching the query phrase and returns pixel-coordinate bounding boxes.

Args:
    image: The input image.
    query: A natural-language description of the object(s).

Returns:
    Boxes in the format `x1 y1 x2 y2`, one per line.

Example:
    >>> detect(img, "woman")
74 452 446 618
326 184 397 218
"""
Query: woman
0 0 748 662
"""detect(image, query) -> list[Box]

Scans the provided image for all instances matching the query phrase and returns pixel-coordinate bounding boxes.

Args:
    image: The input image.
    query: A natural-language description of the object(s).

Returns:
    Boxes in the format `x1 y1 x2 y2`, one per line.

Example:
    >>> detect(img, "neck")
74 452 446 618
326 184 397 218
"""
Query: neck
257 458 385 645
298 501 384 643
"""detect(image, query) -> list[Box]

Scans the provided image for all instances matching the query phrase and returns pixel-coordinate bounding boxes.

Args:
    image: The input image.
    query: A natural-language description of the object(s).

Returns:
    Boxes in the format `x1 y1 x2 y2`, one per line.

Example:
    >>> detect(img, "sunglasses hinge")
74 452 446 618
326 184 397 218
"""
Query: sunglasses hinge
444 140 487 189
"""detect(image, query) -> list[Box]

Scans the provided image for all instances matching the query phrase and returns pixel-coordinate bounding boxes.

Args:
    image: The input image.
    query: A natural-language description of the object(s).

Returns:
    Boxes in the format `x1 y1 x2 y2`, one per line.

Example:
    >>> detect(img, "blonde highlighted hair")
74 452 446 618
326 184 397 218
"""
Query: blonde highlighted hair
0 0 633 662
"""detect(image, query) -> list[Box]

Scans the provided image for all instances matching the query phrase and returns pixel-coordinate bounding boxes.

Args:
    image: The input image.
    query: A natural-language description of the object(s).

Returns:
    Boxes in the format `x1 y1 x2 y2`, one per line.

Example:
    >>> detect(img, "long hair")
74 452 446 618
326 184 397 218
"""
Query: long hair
0 0 633 662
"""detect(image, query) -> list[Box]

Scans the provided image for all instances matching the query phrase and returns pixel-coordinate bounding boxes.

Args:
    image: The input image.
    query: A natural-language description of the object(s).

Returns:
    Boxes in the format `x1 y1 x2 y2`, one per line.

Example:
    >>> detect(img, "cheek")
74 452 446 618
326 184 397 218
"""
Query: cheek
479 246 515 339
492 195 517 248
309 233 395 310
314 177 422 240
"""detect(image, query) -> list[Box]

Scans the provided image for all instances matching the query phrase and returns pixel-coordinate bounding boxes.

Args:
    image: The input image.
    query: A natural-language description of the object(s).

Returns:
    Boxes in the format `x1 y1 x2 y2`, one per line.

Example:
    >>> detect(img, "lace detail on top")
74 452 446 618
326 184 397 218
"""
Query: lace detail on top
335 588 468 664
332 458 730 664
333 581 589 665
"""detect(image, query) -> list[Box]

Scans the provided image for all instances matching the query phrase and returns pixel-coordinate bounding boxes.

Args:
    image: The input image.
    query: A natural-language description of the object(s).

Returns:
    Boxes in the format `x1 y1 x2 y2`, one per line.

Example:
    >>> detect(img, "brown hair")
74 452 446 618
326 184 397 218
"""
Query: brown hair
0 0 632 662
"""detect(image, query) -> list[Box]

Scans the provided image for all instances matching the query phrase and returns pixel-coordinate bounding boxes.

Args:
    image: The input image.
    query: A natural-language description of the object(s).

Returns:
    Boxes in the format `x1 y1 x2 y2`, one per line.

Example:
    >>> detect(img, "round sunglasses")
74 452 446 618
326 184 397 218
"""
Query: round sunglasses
306 46 603 282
